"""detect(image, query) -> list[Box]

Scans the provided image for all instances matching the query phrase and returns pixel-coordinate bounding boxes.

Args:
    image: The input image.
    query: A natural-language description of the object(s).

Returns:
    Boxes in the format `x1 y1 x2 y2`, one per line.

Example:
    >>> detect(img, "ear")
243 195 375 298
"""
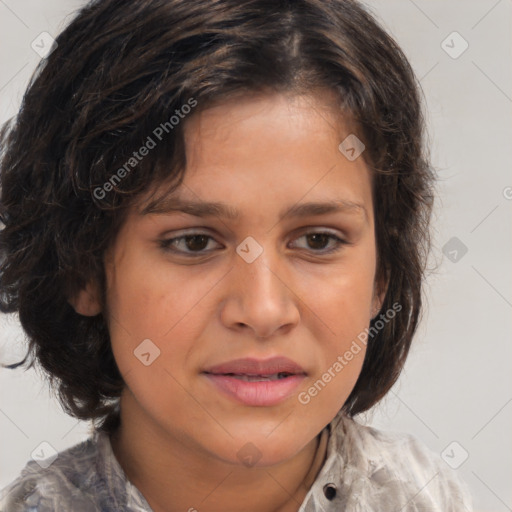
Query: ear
68 280 102 316
370 273 389 319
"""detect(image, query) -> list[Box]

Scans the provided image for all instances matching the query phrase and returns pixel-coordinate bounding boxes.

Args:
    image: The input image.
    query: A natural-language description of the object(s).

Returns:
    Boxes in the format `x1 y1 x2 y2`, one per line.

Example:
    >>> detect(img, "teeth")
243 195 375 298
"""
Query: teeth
228 372 290 382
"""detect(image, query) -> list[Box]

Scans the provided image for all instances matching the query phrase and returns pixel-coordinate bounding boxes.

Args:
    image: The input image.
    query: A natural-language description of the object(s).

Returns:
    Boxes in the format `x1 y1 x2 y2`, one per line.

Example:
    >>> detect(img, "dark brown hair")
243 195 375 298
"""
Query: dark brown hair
0 0 433 432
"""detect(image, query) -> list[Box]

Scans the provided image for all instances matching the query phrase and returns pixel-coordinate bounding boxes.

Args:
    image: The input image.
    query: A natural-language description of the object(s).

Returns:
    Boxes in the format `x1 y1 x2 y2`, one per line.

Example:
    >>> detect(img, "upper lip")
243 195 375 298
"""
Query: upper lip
203 357 306 376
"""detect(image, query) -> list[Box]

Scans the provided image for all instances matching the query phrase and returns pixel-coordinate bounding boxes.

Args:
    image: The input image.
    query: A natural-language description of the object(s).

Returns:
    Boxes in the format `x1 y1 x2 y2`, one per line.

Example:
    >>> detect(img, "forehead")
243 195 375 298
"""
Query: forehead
137 91 373 223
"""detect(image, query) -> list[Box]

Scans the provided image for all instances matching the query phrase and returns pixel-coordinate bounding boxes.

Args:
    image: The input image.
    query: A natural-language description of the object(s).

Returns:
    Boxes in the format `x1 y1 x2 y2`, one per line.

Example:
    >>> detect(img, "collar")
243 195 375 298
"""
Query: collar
297 410 389 511
95 428 153 511
95 411 389 511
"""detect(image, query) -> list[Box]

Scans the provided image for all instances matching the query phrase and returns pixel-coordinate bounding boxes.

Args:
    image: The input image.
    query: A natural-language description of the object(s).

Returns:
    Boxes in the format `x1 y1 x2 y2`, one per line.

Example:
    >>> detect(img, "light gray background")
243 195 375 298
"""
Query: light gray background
0 1 511 511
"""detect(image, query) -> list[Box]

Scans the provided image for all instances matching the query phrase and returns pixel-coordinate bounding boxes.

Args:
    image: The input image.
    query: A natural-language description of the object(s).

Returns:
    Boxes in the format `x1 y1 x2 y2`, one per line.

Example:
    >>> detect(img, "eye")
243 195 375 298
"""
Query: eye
159 233 221 255
289 231 347 254
159 230 347 257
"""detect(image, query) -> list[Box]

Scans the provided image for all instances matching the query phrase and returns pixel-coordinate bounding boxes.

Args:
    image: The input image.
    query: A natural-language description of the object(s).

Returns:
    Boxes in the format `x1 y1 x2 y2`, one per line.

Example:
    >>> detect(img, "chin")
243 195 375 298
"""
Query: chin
208 429 311 468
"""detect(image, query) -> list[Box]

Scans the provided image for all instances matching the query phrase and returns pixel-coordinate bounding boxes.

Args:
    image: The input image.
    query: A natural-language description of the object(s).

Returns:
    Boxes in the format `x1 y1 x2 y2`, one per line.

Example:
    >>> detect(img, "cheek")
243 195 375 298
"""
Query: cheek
296 255 375 407
301 251 377 338
104 256 171 367
105 251 224 383
297 289 368 418
106 249 207 336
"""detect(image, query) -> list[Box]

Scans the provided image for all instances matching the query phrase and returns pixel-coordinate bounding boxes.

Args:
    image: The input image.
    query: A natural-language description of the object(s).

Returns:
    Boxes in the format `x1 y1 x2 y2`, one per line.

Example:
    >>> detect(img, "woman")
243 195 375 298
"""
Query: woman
0 0 472 510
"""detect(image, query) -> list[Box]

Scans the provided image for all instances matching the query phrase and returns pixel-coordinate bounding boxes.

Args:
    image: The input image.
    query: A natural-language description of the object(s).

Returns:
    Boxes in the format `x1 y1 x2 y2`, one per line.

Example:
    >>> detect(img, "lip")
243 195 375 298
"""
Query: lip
204 374 306 406
202 357 307 407
203 356 306 376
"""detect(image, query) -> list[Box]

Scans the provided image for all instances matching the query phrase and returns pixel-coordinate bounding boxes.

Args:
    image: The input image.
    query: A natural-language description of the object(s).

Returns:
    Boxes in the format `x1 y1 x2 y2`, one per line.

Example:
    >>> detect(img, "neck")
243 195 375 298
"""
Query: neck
109 393 328 512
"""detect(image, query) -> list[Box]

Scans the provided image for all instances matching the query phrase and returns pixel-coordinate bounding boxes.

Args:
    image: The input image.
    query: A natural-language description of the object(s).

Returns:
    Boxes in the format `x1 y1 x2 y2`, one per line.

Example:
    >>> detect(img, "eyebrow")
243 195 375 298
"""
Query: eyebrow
141 197 368 223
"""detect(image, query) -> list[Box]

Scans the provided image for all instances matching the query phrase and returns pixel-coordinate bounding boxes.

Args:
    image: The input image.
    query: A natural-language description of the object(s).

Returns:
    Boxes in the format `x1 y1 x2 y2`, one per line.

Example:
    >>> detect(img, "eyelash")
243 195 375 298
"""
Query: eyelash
158 231 348 257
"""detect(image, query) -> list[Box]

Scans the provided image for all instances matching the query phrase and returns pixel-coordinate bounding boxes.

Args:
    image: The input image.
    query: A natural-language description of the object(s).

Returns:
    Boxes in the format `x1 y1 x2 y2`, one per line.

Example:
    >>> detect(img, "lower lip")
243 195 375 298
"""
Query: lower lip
203 373 306 406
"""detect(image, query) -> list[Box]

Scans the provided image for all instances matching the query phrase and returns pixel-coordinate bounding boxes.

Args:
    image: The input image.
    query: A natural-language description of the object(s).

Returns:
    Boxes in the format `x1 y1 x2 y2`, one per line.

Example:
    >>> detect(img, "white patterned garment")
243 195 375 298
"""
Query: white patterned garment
1 411 473 511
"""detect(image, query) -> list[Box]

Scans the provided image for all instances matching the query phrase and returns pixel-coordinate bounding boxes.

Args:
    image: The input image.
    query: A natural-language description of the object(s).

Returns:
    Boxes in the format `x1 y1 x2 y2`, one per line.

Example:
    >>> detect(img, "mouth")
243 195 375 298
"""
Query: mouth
215 372 297 382
203 356 306 377
202 357 307 406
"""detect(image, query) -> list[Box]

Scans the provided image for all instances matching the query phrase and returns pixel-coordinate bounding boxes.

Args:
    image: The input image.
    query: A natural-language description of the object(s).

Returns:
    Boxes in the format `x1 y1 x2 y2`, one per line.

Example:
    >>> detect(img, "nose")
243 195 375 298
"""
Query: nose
220 248 301 339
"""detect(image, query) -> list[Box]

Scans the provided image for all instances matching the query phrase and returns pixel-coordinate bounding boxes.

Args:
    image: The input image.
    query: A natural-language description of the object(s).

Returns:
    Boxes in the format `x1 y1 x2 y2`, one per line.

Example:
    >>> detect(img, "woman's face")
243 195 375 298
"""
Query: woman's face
98 91 383 466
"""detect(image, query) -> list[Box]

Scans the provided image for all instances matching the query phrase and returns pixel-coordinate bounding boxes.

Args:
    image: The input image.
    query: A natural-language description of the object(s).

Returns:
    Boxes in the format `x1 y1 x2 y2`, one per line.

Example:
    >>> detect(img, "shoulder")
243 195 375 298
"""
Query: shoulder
0 433 113 512
321 413 473 511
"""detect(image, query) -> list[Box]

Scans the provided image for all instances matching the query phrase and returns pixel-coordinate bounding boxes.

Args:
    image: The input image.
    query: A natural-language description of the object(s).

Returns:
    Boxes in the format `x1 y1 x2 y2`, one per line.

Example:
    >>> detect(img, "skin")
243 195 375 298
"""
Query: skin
71 90 386 512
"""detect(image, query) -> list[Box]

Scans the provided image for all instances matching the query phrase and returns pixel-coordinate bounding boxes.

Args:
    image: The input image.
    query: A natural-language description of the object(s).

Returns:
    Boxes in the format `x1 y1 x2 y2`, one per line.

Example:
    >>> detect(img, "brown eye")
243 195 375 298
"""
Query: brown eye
291 232 347 254
305 233 331 250
182 235 210 251
160 233 220 255
159 230 346 257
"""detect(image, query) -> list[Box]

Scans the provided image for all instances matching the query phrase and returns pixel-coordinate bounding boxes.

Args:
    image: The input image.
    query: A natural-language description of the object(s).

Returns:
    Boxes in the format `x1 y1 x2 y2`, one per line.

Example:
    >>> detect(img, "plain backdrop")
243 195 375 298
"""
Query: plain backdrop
0 1 511 511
